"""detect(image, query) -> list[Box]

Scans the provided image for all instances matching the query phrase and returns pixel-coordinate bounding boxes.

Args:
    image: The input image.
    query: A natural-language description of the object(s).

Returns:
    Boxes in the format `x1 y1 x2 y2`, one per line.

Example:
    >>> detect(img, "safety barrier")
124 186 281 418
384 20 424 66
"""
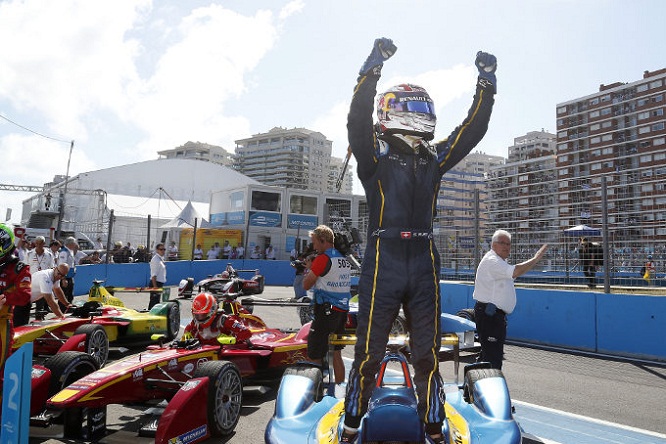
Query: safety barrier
73 260 665 362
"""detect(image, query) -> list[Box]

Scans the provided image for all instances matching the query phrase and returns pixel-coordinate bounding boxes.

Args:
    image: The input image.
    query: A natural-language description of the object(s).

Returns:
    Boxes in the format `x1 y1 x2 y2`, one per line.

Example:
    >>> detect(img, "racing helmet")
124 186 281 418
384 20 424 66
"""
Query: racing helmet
192 292 218 328
0 223 16 266
376 84 436 141
220 271 230 279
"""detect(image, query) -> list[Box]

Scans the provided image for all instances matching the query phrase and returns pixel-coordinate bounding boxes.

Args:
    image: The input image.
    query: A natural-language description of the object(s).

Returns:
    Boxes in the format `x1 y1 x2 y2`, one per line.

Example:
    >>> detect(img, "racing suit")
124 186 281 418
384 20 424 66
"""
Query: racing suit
344 71 495 431
0 257 32 381
182 311 252 346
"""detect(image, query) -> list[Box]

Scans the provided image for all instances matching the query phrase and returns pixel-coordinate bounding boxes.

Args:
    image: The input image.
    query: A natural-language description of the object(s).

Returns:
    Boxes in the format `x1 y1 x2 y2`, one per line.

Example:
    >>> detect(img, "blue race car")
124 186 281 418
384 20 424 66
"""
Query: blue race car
265 335 521 444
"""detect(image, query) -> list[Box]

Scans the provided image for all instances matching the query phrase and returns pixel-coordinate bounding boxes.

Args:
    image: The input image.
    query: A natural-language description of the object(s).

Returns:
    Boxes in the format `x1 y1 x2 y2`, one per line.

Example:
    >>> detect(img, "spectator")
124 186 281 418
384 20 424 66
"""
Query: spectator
15 237 30 262
222 241 232 260
265 245 276 260
578 237 601 288
473 230 548 369
213 242 222 258
49 240 62 265
236 244 245 259
132 245 150 263
26 236 54 274
58 237 79 306
149 243 167 309
167 241 179 261
644 255 656 285
206 245 218 260
193 244 204 260
94 236 105 250
79 250 102 265
250 245 262 260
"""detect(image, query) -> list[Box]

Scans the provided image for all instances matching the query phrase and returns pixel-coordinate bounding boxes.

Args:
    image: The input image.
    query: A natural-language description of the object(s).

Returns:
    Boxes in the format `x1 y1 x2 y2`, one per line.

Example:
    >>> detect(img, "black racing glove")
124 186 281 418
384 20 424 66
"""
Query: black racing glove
359 37 397 76
475 51 497 90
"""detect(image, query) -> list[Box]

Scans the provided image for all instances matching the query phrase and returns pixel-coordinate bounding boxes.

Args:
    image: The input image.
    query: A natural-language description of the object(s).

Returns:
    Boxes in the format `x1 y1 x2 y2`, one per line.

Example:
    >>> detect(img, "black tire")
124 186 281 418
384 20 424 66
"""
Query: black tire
193 360 243 436
44 351 100 397
390 315 407 335
464 368 504 404
297 297 314 326
73 324 109 368
456 308 476 323
283 366 323 402
165 302 181 341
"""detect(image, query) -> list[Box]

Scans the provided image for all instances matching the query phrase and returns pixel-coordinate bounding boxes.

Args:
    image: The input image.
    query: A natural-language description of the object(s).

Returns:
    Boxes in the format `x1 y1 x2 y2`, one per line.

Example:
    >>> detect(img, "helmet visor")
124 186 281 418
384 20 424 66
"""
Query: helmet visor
194 312 212 323
386 95 436 116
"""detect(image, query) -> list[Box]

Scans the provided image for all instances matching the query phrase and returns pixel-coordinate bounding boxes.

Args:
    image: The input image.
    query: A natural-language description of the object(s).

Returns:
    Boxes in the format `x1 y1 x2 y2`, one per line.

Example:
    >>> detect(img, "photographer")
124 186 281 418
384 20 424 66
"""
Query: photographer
302 225 351 394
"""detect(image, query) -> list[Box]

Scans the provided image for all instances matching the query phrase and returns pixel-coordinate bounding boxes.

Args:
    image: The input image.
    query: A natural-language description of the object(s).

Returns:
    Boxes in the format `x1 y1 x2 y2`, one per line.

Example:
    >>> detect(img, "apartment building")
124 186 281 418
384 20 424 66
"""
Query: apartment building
157 141 234 166
556 68 666 253
234 127 347 193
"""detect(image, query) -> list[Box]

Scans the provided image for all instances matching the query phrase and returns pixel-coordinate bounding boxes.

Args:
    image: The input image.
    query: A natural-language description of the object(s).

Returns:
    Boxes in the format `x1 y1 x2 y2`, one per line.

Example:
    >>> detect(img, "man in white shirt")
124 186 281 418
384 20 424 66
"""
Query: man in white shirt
472 229 548 369
26 236 56 314
58 237 78 306
14 264 71 326
235 244 245 259
149 243 167 309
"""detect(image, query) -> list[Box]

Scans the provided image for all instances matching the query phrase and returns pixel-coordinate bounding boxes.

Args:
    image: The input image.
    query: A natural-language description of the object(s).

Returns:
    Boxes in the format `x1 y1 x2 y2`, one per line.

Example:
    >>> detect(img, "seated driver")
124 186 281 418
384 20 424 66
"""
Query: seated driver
182 292 252 346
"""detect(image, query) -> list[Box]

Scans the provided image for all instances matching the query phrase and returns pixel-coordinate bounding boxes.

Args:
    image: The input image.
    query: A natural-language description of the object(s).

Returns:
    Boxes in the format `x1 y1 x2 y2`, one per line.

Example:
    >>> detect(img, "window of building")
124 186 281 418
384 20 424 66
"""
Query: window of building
642 184 654 193
590 123 600 131
591 163 601 171
640 155 652 163
251 191 281 212
602 147 613 155
289 195 317 214
559 168 569 176
589 110 600 118
557 106 567 114
642 169 653 178
653 94 663 103
601 94 611 102
639 126 651 134
591 136 601 144
655 137 665 146
601 107 611 116
602 120 613 129
650 80 663 89
589 98 599 106
558 131 567 138
655 152 666 162
638 111 650 120
559 154 569 162
230 191 245 210
601 134 613 142
653 122 665 131
653 108 664 117
637 83 649 93
638 98 649 107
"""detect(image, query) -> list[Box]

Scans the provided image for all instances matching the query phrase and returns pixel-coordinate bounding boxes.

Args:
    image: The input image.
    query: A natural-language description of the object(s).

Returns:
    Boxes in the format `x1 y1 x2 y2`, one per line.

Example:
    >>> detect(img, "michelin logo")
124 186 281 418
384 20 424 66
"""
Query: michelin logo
168 424 207 444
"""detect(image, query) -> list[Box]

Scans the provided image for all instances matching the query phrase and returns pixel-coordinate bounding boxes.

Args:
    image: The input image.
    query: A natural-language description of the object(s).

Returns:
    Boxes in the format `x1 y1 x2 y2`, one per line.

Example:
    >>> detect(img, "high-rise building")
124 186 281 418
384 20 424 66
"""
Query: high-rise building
556 68 666 254
157 141 233 166
486 130 558 253
234 127 348 193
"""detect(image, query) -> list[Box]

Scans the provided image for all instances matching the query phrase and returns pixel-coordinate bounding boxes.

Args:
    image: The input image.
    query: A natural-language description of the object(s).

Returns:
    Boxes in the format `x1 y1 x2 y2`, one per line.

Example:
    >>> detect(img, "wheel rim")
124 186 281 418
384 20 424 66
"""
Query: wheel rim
214 368 243 430
88 329 109 367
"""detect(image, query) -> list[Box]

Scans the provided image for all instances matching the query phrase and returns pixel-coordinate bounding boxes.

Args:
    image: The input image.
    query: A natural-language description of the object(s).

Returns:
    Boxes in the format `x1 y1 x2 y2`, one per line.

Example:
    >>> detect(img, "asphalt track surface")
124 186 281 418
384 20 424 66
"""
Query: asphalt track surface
27 286 666 444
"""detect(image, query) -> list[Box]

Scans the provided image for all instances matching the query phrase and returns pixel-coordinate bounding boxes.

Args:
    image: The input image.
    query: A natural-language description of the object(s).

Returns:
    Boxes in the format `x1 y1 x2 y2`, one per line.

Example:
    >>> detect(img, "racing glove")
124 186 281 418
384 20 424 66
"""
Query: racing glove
475 51 497 90
359 37 397 76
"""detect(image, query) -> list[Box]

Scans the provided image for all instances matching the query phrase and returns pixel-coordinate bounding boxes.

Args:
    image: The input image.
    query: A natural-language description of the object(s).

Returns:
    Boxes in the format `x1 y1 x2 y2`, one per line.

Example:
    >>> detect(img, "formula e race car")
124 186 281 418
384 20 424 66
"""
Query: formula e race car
178 264 265 299
265 335 522 444
12 280 180 367
44 297 310 443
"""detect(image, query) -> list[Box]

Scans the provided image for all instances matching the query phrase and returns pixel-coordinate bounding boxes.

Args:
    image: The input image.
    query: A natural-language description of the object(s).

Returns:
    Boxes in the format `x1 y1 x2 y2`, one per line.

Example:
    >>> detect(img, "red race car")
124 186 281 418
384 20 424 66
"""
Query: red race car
179 264 265 299
13 280 181 368
45 296 310 443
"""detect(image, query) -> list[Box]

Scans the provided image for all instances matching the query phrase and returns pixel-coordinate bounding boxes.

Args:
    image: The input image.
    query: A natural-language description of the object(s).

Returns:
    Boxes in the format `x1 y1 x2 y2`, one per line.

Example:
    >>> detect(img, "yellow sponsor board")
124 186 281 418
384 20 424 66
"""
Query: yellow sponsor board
179 228 243 260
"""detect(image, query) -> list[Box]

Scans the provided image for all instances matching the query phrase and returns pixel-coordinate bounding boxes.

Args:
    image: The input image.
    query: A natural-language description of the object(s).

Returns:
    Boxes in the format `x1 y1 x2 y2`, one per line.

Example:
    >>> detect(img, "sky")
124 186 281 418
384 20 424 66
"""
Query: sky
1 0 665 226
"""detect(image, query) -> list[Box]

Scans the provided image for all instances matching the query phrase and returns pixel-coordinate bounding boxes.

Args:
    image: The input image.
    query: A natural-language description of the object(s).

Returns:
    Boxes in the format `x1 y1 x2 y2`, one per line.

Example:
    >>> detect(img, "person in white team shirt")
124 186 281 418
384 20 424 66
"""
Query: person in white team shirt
473 229 548 369
14 264 72 326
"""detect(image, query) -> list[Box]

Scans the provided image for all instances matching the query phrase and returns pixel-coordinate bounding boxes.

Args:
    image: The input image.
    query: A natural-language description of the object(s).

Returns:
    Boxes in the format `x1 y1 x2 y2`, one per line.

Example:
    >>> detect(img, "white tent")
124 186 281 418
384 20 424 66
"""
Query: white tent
160 200 212 229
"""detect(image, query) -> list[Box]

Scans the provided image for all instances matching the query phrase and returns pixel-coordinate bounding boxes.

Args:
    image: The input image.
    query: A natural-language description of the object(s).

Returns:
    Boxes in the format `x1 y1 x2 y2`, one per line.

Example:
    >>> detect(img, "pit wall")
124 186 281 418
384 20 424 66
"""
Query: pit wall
73 260 665 362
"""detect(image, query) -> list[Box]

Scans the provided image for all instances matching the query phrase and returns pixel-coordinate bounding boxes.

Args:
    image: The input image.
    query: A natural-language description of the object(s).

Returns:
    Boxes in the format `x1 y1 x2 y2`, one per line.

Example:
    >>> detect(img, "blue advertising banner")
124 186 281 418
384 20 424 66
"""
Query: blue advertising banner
287 214 318 230
1 342 33 444
227 211 245 225
210 212 226 226
249 211 281 227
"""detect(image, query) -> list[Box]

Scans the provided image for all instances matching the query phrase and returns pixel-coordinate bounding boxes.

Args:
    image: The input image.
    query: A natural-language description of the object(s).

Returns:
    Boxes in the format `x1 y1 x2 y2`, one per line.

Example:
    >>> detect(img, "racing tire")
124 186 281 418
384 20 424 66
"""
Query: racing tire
456 308 476 323
463 367 504 404
73 324 110 368
297 297 314 326
165 301 181 341
193 360 243 436
390 314 408 335
44 351 100 397
283 366 323 402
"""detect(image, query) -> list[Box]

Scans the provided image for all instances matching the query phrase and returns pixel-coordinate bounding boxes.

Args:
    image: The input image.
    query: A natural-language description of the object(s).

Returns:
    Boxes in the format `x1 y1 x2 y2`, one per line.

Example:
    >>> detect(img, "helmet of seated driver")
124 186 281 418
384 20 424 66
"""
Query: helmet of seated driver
376 84 436 141
192 292 218 328
0 223 16 266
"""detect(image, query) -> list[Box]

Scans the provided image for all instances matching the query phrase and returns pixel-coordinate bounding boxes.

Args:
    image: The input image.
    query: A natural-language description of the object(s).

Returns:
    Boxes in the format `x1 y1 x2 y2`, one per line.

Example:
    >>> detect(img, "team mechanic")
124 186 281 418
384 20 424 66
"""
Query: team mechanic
342 38 497 443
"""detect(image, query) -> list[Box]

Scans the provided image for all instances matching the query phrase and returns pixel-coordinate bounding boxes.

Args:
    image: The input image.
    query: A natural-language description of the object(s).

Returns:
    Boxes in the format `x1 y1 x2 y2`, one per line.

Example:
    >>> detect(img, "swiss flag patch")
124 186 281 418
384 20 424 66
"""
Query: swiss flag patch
400 232 412 239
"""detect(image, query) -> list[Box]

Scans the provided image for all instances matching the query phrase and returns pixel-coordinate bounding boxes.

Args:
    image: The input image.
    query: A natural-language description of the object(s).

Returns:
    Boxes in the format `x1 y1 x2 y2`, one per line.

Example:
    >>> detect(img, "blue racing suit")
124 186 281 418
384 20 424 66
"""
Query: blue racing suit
344 70 495 432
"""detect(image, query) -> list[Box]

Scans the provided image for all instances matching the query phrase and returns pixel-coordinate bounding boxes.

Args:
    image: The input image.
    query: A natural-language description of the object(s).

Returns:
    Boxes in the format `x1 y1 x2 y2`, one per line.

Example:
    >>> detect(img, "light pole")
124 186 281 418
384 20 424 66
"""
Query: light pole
55 140 74 240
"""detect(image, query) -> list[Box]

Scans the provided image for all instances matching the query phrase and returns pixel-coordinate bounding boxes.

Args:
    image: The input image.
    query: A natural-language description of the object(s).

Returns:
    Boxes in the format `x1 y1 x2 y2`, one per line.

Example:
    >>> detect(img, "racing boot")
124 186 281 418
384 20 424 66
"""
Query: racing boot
340 426 358 443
